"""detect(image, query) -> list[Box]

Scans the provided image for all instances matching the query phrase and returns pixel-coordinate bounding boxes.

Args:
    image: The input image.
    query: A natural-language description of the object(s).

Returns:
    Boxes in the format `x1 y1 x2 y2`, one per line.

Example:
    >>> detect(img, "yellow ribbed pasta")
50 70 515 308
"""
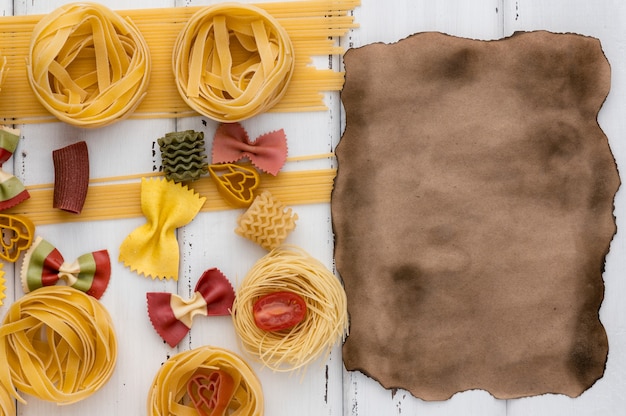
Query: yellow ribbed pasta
147 346 264 416
0 286 117 413
235 190 298 250
231 246 348 372
173 3 294 122
26 2 151 127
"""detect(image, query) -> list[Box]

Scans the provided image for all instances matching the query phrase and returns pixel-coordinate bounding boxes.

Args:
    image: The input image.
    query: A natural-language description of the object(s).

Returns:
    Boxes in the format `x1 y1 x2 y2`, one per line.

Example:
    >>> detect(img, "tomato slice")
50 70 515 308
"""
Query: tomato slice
252 291 307 331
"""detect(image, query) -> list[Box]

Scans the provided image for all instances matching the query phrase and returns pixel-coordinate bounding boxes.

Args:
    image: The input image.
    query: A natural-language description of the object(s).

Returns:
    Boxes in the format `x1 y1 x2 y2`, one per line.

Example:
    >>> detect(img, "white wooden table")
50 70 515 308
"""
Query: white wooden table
1 0 625 415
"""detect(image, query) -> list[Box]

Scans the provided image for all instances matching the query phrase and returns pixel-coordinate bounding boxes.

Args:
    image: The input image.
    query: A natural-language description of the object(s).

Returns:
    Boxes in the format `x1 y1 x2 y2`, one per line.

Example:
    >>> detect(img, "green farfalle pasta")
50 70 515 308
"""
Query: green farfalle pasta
158 130 209 182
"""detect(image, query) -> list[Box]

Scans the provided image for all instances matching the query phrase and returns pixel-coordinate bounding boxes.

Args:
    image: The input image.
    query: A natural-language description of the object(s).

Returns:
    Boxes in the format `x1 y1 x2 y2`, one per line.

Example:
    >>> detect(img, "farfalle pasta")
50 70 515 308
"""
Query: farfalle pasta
231 246 349 371
173 3 295 122
119 177 206 280
0 286 117 413
147 345 264 416
0 126 30 211
235 190 297 250
26 2 151 128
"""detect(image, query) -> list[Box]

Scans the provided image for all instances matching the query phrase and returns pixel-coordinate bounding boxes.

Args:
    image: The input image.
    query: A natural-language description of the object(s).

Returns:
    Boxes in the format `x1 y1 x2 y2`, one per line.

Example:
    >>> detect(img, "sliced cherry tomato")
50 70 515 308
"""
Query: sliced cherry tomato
253 291 307 331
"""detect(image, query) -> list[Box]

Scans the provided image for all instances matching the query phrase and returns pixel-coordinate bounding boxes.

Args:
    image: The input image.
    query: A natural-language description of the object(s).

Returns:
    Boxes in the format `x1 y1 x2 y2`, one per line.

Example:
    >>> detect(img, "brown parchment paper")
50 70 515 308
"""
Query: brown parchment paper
332 31 620 400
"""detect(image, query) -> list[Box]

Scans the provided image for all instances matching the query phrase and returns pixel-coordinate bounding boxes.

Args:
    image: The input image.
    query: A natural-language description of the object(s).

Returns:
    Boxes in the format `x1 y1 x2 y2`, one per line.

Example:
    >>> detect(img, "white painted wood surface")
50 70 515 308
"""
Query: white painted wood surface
0 0 624 415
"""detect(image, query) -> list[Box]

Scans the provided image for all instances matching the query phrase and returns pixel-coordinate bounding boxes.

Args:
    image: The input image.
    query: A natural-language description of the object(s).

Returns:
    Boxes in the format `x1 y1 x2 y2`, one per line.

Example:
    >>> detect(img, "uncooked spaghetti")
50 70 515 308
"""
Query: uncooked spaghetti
231 245 348 371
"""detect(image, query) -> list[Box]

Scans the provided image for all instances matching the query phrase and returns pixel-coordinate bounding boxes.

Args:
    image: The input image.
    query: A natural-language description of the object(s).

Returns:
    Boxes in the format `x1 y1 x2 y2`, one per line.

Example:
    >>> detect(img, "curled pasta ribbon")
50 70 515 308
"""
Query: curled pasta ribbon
231 245 349 372
53 141 90 214
0 126 30 211
147 268 236 348
21 236 111 299
148 346 264 416
119 177 206 280
213 122 288 176
26 2 151 128
173 3 295 122
0 213 35 263
0 286 117 411
208 163 260 208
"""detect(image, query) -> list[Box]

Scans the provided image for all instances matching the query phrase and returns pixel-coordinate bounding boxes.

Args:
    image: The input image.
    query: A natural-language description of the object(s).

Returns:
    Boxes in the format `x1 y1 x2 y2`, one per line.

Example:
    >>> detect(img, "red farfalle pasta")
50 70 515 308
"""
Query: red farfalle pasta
0 126 30 211
147 268 235 347
53 141 90 214
212 122 288 176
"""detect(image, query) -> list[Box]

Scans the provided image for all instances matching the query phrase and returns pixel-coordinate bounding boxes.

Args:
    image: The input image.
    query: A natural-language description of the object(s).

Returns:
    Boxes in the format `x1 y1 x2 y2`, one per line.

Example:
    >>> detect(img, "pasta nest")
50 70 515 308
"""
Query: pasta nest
0 286 117 413
231 245 349 372
147 346 264 416
26 2 151 128
173 3 295 122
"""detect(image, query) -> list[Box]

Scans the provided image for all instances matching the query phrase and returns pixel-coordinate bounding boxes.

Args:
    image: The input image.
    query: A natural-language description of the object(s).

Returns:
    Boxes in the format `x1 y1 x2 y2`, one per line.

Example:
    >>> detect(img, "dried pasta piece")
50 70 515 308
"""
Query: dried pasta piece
231 246 349 371
158 130 209 183
26 2 151 128
0 264 5 307
148 345 264 416
20 236 111 299
235 190 297 251
0 126 30 211
119 177 206 280
0 54 7 90
212 122 288 176
53 141 89 214
208 163 260 208
173 3 295 122
0 214 35 263
0 286 117 410
146 268 235 347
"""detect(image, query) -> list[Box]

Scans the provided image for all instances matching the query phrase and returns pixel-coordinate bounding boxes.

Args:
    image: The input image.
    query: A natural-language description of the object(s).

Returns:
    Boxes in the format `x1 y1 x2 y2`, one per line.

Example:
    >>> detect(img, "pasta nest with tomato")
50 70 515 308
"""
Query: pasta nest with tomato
231 245 349 372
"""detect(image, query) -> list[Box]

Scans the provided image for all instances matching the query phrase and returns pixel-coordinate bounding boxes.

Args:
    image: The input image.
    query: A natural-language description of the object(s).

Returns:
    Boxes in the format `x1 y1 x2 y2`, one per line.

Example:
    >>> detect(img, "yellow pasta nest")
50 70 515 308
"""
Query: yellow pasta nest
26 2 151 128
173 3 295 122
147 345 264 416
231 246 349 372
0 286 117 413
235 190 298 251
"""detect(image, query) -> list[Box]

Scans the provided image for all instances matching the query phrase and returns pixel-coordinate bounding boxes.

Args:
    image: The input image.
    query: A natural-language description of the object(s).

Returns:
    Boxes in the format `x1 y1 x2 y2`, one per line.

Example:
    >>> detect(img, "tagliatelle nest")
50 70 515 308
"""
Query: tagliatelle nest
26 2 151 128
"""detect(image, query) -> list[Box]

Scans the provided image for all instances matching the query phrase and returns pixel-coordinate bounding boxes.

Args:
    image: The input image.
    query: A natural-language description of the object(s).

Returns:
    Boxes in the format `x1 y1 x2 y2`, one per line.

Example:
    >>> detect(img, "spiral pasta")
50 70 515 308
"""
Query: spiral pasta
26 2 151 128
0 286 117 412
232 246 349 371
147 345 264 416
173 3 295 122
